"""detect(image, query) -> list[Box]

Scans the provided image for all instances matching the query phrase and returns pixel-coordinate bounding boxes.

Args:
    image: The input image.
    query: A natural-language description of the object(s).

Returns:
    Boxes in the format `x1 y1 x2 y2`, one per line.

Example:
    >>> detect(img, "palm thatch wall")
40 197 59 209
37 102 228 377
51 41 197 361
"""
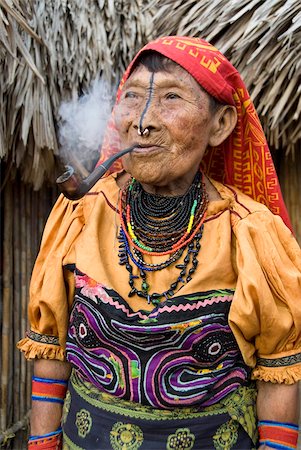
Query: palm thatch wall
0 0 300 447
0 0 154 189
0 176 57 448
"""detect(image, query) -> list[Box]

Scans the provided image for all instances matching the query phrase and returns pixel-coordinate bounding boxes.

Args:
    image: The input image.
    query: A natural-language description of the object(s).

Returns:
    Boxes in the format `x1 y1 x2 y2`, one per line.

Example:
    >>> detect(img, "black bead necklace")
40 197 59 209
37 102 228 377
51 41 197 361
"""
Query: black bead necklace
124 171 206 252
118 226 204 306
118 171 208 306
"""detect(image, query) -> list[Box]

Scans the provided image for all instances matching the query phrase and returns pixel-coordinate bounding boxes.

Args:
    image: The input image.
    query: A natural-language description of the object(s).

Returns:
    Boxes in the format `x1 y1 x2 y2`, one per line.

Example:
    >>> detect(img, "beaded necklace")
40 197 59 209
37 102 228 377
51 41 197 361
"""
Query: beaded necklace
119 172 208 255
118 171 209 306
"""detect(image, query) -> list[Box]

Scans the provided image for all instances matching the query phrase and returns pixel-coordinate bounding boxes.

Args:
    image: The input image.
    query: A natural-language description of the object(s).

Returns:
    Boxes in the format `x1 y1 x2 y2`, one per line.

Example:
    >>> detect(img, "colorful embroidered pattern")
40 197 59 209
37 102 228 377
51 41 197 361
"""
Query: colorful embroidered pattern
222 385 258 443
75 409 92 438
66 270 250 409
27 330 60 346
166 428 195 450
110 422 143 450
62 433 84 450
213 419 239 450
69 370 228 420
62 391 71 425
62 375 257 449
257 353 301 367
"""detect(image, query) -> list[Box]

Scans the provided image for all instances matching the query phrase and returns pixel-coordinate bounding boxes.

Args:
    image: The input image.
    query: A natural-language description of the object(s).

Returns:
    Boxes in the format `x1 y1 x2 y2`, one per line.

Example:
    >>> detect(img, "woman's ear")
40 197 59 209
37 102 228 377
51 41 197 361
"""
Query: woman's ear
208 105 237 147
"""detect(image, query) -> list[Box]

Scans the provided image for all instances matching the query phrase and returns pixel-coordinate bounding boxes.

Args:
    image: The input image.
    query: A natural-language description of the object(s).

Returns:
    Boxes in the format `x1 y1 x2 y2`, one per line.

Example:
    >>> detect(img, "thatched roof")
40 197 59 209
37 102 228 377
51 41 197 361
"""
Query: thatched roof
0 0 300 188
0 0 153 188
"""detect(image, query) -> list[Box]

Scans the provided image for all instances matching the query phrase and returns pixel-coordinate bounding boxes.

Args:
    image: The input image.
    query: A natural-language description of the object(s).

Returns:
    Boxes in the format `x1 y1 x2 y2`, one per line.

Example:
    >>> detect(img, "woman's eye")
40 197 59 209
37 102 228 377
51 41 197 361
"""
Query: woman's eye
125 91 138 99
165 92 181 100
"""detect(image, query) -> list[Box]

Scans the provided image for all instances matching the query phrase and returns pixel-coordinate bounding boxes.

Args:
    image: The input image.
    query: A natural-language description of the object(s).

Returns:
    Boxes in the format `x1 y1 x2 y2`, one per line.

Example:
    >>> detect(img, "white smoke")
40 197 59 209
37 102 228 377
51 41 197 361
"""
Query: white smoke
58 78 115 173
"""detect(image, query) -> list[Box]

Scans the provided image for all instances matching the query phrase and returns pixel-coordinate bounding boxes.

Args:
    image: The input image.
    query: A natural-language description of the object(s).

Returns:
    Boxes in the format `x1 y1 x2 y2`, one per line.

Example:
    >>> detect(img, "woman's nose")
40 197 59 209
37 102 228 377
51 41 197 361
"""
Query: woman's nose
134 98 161 136
134 122 156 136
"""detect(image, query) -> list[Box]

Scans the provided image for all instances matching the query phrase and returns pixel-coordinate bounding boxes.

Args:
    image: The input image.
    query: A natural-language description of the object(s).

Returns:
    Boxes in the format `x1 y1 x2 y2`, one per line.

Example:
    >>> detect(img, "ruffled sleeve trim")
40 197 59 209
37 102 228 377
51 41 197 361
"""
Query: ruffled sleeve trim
17 337 66 361
252 364 301 384
251 350 301 384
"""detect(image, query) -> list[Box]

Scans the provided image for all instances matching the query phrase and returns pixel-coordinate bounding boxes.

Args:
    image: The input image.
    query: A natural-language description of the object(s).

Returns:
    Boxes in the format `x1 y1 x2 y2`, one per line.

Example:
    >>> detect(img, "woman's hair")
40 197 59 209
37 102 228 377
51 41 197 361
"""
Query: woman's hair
132 51 223 112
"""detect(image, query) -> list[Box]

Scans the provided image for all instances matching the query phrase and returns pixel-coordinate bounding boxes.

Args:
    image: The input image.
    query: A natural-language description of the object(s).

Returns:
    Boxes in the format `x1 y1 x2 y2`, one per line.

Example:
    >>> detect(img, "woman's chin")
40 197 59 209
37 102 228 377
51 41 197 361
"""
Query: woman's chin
123 159 166 183
127 170 164 186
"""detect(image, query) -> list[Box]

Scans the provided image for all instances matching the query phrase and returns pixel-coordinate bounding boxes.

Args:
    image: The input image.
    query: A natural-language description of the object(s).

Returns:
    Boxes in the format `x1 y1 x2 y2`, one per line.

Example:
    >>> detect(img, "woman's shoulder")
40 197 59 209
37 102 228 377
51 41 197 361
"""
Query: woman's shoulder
210 179 275 217
208 178 295 242
80 171 122 216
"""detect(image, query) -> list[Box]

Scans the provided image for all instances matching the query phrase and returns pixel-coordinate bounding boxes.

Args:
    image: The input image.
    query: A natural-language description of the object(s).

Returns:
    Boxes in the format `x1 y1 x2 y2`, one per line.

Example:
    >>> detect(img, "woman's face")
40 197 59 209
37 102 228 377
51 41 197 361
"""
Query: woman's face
115 63 220 195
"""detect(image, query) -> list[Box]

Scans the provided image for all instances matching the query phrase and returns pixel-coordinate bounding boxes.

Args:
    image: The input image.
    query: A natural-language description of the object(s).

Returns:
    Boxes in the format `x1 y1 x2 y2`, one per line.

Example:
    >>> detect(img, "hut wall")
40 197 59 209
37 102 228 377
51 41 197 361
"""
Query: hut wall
0 167 57 448
278 150 301 244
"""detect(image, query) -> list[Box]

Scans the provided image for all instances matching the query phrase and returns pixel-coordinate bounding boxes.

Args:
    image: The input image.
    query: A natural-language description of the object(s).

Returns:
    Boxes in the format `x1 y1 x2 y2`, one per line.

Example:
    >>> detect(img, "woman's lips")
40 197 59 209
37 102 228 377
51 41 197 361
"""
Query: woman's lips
132 144 163 154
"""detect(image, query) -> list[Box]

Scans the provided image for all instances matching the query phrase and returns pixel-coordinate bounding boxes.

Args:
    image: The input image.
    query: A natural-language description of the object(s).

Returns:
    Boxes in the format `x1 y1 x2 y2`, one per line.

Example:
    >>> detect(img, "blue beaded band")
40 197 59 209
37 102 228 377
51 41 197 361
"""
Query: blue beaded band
258 420 298 430
32 376 68 404
31 396 65 404
32 376 68 384
29 427 62 441
258 419 299 450
259 442 296 450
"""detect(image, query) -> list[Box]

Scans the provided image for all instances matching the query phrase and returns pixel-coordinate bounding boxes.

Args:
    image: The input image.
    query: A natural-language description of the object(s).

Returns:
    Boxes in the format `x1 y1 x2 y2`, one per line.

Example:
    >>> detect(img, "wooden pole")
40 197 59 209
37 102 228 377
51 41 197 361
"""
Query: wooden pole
20 182 27 423
13 179 21 423
25 184 33 420
279 151 301 244
1 181 13 431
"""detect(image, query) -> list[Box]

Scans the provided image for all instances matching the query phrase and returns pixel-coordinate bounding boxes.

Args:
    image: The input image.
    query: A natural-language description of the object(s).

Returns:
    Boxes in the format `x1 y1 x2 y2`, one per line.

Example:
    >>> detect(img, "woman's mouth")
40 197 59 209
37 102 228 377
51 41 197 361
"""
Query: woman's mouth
132 144 163 154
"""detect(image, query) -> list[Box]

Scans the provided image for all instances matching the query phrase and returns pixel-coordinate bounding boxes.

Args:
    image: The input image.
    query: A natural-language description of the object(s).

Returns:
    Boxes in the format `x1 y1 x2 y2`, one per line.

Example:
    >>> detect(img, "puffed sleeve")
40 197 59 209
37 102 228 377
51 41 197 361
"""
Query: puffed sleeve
17 194 85 361
229 210 301 384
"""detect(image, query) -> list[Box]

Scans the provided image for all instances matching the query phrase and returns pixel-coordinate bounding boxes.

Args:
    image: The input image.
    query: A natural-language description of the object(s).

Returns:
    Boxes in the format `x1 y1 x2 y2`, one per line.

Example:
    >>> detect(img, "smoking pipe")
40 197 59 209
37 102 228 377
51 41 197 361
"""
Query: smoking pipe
56 144 138 200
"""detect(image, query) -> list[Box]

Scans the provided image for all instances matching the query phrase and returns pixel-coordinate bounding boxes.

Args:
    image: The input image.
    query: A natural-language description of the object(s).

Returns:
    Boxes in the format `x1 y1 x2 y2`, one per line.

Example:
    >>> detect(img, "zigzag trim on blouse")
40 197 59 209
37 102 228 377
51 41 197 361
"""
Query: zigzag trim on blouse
27 330 60 346
148 295 232 318
257 352 301 367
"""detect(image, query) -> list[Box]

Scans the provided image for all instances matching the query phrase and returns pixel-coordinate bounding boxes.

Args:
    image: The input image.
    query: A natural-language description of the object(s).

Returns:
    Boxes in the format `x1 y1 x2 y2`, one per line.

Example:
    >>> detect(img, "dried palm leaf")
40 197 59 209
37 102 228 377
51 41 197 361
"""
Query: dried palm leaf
1 0 154 188
0 0 42 43
0 0 46 186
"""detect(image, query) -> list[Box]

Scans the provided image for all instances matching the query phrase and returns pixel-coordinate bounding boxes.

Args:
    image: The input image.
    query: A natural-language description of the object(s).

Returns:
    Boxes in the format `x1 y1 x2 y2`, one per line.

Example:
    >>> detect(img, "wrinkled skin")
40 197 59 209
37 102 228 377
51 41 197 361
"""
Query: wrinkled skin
114 64 237 197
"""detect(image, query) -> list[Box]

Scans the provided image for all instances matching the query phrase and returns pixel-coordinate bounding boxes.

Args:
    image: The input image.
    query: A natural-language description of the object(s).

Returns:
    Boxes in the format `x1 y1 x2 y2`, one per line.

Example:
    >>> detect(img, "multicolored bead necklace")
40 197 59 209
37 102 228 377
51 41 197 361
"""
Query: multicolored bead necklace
118 170 209 306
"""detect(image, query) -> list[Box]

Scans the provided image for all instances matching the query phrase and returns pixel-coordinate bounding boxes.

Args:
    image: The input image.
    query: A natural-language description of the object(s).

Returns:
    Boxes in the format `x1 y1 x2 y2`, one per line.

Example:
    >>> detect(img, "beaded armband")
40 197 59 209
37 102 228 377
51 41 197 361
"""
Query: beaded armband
32 376 68 404
258 420 299 449
28 427 62 449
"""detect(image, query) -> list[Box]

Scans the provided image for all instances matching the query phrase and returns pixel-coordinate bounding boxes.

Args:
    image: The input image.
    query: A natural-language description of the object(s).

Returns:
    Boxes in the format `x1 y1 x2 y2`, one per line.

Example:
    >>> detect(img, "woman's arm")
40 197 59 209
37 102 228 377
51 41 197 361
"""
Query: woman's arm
30 359 71 435
257 381 300 449
257 380 299 423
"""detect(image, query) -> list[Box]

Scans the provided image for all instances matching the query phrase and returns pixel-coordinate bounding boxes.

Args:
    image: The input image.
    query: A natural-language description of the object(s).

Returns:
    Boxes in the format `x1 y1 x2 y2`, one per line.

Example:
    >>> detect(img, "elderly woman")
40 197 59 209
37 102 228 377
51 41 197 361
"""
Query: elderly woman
18 36 301 450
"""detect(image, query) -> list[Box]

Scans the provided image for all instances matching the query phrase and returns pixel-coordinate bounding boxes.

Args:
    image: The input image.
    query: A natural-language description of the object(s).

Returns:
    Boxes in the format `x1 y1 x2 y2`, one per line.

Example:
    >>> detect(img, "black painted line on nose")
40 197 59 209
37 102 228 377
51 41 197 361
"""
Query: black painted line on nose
139 72 155 133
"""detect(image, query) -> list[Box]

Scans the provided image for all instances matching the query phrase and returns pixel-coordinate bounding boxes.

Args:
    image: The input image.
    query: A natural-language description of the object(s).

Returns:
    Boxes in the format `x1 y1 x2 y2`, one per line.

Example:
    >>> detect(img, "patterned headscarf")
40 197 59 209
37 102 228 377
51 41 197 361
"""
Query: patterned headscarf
98 36 292 230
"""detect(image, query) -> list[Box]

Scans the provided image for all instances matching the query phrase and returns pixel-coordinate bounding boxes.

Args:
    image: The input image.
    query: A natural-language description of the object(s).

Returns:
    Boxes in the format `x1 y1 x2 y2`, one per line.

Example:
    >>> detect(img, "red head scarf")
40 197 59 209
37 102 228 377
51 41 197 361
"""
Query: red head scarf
98 36 292 230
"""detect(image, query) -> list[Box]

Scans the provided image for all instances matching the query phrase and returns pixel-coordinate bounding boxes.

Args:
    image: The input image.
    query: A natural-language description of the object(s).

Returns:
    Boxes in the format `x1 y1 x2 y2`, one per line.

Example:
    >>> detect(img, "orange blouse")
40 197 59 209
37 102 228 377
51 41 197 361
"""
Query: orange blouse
17 173 301 384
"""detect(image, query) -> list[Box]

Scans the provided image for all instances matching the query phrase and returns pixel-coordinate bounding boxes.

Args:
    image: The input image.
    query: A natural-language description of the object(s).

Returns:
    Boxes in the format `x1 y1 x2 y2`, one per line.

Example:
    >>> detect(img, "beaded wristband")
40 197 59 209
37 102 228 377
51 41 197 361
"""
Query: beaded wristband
258 420 299 449
32 376 68 405
28 427 62 449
